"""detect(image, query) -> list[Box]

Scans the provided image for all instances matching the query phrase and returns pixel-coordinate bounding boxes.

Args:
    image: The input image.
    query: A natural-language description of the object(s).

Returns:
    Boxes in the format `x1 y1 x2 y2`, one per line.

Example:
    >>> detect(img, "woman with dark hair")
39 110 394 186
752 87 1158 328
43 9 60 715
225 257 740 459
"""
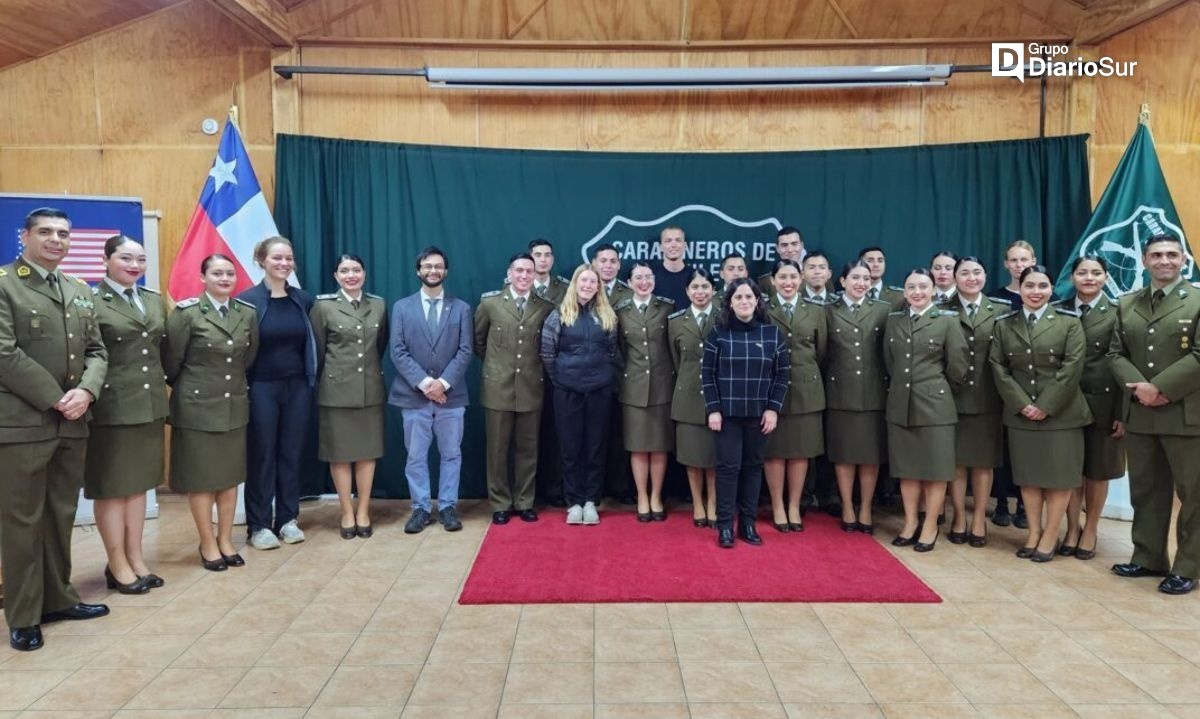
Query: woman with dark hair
763 259 827 532
237 236 318 550
990 265 1091 561
930 251 959 304
540 264 621 525
1057 256 1126 559
884 268 970 552
310 254 388 537
84 235 168 593
616 260 676 521
165 254 258 570
824 261 891 533
702 278 790 548
669 268 718 527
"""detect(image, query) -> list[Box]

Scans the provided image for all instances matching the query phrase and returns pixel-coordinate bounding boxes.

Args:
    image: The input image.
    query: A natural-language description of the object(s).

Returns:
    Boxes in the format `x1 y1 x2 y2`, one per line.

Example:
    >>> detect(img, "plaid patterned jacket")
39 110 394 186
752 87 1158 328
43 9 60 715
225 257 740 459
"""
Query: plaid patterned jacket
701 318 791 418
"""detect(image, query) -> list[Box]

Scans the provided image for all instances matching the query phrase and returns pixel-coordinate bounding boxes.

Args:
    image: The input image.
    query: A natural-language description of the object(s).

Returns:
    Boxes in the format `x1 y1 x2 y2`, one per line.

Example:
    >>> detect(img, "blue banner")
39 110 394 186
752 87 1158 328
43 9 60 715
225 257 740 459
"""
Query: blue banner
1 194 144 284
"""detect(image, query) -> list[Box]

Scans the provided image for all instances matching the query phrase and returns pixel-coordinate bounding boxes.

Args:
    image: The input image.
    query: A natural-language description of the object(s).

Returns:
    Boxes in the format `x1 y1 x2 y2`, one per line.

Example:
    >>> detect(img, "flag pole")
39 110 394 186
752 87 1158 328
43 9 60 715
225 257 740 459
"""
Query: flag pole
228 104 240 128
1139 103 1150 126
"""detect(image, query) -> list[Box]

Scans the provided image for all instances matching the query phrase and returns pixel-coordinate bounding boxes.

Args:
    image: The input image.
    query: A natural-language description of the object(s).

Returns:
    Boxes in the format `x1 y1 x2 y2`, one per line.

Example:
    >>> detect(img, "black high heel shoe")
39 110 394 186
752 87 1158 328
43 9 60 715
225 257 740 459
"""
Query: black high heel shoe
340 524 358 539
139 573 165 589
637 512 653 523
841 520 858 533
693 516 707 528
856 522 874 535
892 534 917 547
105 567 150 595
914 532 938 553
199 548 227 572
1016 546 1037 559
651 510 667 522
221 552 245 567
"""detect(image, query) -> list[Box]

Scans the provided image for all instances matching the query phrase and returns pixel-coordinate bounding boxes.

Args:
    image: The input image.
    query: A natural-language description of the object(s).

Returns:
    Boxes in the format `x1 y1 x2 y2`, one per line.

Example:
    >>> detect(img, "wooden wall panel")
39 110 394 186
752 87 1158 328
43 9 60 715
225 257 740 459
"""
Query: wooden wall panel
577 52 684 151
0 43 100 146
0 149 105 196
475 51 585 148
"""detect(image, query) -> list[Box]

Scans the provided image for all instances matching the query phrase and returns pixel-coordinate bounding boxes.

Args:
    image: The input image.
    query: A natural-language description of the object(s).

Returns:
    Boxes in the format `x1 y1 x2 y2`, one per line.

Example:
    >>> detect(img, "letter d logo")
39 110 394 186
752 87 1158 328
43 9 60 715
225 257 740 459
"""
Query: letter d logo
991 43 1025 82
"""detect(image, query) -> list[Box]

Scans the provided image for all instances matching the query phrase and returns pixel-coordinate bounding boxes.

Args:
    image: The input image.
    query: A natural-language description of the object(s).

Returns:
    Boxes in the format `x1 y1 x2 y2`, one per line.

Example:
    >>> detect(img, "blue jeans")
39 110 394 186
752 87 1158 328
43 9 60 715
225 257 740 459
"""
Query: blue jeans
401 403 465 512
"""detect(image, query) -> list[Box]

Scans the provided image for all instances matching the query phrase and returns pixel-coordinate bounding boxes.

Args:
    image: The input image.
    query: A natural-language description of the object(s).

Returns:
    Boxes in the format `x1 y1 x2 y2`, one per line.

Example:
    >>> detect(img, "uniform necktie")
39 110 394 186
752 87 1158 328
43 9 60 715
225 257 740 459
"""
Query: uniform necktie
1152 289 1165 311
426 298 439 333
535 284 548 299
1079 303 1090 317
1026 312 1037 329
351 299 360 310
698 312 708 331
967 302 977 318
219 305 229 320
783 303 794 318
638 303 647 314
850 303 860 314
867 287 879 300
124 288 144 318
46 273 61 302
515 296 526 318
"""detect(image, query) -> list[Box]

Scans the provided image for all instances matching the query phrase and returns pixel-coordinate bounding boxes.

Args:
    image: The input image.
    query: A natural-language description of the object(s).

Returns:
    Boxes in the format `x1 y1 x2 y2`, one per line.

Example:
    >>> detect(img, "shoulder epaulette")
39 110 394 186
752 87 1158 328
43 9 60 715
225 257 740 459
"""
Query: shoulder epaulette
888 310 905 316
0 267 7 277
1119 287 1142 299
864 298 885 306
91 285 101 295
234 298 255 309
614 279 630 288
63 274 88 286
757 272 772 281
530 293 553 305
365 292 383 300
140 286 160 294
653 295 675 306
1054 306 1081 318
614 298 633 311
934 309 958 317
1051 298 1069 307
668 308 689 320
316 293 338 300
1109 296 1120 304
480 290 502 300
987 296 1012 305
1191 282 1200 289
555 275 569 284
802 297 825 306
175 297 200 309
888 285 903 291
996 310 1021 321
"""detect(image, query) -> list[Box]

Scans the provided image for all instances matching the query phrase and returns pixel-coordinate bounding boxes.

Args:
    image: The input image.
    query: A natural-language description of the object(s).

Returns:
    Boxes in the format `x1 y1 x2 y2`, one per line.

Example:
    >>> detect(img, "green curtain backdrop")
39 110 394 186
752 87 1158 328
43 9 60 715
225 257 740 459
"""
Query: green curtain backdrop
275 133 1091 499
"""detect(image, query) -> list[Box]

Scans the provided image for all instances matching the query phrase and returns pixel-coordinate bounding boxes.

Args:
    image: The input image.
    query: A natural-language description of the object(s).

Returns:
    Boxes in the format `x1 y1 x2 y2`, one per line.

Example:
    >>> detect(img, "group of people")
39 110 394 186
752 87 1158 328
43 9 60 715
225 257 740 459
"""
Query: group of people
2 208 1199 654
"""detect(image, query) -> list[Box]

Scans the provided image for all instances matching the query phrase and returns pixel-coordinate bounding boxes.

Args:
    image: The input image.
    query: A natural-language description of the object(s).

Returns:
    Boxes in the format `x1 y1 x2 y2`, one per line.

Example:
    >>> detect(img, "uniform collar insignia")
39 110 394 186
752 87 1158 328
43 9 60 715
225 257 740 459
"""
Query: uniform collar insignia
17 265 31 277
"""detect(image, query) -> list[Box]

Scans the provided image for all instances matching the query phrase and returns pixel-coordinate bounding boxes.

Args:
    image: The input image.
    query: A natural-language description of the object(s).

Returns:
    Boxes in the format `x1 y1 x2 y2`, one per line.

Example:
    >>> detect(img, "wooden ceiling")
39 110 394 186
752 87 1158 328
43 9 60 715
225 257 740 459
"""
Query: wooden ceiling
0 0 1190 71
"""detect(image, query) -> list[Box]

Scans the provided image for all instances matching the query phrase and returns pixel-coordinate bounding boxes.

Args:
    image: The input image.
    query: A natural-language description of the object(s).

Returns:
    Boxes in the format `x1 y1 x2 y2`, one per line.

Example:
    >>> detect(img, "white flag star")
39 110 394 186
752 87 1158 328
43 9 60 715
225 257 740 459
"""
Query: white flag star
209 156 238 192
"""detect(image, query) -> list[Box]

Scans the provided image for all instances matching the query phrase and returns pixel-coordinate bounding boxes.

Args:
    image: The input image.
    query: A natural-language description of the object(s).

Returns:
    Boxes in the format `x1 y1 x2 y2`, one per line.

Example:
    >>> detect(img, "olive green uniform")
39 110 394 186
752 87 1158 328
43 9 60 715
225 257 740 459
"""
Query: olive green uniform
989 305 1091 489
882 308 970 481
474 288 554 512
869 283 906 311
765 296 828 458
603 279 635 495
616 295 675 451
1056 295 1126 480
310 291 388 462
668 307 716 468
823 298 890 464
84 283 169 499
1108 280 1200 578
940 295 1010 468
606 279 634 306
0 257 107 629
164 295 259 492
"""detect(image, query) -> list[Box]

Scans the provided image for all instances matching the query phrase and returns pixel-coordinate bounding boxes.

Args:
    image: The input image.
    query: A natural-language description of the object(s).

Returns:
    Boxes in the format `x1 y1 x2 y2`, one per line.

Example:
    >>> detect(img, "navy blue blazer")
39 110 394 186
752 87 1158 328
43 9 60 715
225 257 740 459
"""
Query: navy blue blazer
701 317 790 418
388 291 473 409
237 281 318 388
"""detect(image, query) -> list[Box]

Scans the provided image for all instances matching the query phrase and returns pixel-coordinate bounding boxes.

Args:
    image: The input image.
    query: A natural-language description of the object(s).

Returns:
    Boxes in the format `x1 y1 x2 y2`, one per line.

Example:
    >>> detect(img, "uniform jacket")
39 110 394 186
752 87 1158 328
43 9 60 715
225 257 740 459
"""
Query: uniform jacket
473 289 554 412
616 295 675 407
606 280 634 307
237 281 318 387
822 298 889 412
883 308 970 427
388 290 471 409
989 304 1092 430
939 294 1010 416
90 283 168 426
766 296 827 415
668 306 712 424
311 292 388 409
1055 295 1124 430
1108 281 1200 436
0 257 107 442
540 302 619 394
503 274 570 305
164 295 259 432
701 317 790 418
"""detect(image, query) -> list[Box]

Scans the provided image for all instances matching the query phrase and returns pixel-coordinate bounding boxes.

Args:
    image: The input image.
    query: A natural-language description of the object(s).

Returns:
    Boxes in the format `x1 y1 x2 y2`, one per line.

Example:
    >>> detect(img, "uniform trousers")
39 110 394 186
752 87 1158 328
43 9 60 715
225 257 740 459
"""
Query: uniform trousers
1127 432 1200 578
555 387 612 506
0 437 84 628
246 377 313 535
714 417 766 530
485 408 541 512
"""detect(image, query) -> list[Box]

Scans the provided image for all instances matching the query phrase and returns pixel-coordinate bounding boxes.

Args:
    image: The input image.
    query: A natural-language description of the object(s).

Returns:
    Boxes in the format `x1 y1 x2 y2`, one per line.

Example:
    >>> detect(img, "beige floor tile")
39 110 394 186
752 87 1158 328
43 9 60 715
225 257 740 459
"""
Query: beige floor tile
209 709 306 719
1035 600 1134 631
1070 630 1184 664
170 632 275 667
958 602 1056 633
111 709 214 718
595 703 689 718
738 604 823 630
44 606 159 636
988 629 1101 665
218 665 336 708
667 604 746 630
30 668 159 710
1146 630 1200 663
0 670 72 710
408 662 508 706
908 628 1013 663
342 631 437 665
87 633 198 668
829 629 930 664
497 704 593 718
511 624 594 662
402 706 498 719
365 599 449 632
258 632 359 666
594 604 670 630
312 576 396 606
288 601 379 634
442 604 522 632
812 605 900 633
595 628 677 662
783 703 884 718
1110 663 1200 703
1165 705 1200 719
594 662 685 703
878 704 980 719
751 626 845 663
1024 662 1153 704
303 707 401 719
972 704 1078 719
427 625 517 664
679 662 777 703
885 603 975 631
688 703 788 718
852 664 965 704
129 603 232 635
19 711 117 719
1102 600 1200 632
0 635 107 671
938 663 1059 704
124 667 246 709
923 575 1019 602
1071 705 1181 718
209 601 306 635
674 627 760 662
765 662 872 704
503 662 593 704
519 604 594 629
313 664 421 707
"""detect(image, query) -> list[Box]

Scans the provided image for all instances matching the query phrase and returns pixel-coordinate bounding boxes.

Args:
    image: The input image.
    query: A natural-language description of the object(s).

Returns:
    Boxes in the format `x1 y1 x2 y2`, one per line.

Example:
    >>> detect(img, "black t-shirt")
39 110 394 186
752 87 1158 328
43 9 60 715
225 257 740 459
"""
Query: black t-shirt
652 262 691 309
251 296 307 381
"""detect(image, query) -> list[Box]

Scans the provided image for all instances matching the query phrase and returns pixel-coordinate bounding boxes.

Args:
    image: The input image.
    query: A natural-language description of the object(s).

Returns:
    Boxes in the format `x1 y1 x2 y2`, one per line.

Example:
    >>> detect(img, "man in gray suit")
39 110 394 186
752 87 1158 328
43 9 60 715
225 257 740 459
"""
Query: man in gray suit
390 246 474 533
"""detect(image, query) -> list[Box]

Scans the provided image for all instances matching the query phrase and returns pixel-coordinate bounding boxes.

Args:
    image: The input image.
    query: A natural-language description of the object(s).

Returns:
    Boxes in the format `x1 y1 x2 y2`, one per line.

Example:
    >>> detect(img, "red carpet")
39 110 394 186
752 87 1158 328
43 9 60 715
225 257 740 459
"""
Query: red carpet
459 511 941 604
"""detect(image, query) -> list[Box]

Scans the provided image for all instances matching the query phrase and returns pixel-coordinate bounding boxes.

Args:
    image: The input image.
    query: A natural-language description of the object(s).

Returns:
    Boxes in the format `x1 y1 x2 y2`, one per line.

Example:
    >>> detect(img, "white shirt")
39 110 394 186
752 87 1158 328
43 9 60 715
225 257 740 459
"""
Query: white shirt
509 288 530 302
935 287 957 302
419 291 451 393
104 277 144 314
842 295 864 310
776 294 797 312
340 288 364 304
205 292 230 315
1025 304 1049 322
1076 296 1100 313
805 288 827 302
909 304 934 320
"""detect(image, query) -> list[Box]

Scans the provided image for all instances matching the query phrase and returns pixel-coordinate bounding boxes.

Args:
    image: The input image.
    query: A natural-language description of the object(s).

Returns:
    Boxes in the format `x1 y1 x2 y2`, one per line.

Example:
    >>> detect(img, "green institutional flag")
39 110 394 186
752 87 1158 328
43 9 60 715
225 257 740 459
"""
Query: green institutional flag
1054 110 1192 299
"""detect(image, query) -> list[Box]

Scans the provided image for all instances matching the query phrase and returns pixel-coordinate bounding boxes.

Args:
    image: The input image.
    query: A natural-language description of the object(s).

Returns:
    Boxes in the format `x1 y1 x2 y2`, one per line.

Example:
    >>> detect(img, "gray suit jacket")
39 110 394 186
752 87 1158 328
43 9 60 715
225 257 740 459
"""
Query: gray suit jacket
389 291 473 409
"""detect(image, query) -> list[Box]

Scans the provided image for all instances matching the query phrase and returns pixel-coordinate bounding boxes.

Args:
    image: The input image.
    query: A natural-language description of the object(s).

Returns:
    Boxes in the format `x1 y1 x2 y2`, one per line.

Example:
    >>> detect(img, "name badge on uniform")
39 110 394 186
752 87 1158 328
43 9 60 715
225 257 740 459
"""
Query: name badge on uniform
31 317 41 330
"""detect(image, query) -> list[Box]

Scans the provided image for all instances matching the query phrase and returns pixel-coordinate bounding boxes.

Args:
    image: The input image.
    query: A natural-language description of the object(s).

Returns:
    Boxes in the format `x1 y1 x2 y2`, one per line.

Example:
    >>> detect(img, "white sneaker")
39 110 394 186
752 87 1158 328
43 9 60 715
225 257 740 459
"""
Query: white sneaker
566 505 584 524
249 528 281 550
279 520 305 544
582 502 600 525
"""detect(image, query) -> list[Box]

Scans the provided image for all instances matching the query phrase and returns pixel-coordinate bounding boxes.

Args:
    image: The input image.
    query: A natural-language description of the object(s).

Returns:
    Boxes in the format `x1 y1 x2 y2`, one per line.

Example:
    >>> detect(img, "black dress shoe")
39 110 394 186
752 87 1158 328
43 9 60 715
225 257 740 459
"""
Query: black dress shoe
199 548 227 572
1158 575 1197 595
773 521 790 533
914 534 938 553
637 512 652 523
439 506 463 532
1013 509 1030 530
340 524 358 539
140 573 165 589
1058 543 1077 557
1030 549 1055 563
356 524 374 538
856 522 874 535
967 533 987 548
517 508 539 522
9 626 43 652
738 524 763 546
892 534 916 547
492 511 510 525
718 528 735 548
651 511 667 522
1111 562 1168 578
693 517 707 528
992 507 1013 527
41 603 110 624
841 520 858 533
405 509 432 534
1016 546 1036 559
947 530 968 544
1074 545 1096 560
221 552 245 567
105 566 150 595
789 522 805 532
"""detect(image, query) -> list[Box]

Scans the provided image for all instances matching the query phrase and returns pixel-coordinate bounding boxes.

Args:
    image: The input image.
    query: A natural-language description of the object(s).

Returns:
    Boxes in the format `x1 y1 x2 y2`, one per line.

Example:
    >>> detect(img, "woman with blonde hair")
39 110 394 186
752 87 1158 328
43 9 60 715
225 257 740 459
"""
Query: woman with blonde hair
540 264 621 525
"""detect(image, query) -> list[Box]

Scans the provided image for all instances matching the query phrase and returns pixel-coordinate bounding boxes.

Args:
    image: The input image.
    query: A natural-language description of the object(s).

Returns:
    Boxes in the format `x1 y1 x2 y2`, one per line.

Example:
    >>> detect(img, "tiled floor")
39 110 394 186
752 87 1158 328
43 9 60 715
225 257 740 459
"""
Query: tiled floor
1 495 1198 718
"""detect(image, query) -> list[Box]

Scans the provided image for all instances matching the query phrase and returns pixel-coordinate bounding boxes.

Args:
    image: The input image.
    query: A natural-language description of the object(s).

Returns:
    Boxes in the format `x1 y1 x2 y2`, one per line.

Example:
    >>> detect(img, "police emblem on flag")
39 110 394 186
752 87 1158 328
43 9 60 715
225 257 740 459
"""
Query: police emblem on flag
1072 205 1191 297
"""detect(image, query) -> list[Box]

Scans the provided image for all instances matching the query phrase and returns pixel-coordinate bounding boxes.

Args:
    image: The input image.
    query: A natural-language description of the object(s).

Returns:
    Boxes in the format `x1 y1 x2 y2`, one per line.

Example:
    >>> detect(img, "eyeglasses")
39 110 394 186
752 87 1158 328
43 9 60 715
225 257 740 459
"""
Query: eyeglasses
419 264 446 271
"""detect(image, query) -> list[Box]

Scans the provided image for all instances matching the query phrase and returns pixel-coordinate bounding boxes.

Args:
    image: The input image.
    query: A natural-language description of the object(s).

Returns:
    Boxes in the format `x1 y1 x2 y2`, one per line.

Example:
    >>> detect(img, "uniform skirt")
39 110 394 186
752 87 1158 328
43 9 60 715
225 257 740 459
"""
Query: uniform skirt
84 420 165 499
1008 427 1084 489
319 404 386 462
888 424 955 482
825 409 885 465
623 402 674 453
675 421 716 468
954 413 1004 469
765 411 823 459
170 426 246 493
1082 422 1126 481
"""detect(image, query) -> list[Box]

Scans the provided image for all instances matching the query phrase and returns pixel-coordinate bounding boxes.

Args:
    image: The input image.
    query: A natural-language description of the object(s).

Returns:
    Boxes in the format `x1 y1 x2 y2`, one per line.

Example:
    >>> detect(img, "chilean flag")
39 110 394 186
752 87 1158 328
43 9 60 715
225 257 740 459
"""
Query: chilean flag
168 120 279 300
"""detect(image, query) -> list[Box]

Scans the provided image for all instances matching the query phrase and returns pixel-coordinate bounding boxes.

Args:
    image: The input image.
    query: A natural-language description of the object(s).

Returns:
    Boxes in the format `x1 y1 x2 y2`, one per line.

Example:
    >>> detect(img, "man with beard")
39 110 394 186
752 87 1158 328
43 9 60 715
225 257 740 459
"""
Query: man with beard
390 247 473 534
